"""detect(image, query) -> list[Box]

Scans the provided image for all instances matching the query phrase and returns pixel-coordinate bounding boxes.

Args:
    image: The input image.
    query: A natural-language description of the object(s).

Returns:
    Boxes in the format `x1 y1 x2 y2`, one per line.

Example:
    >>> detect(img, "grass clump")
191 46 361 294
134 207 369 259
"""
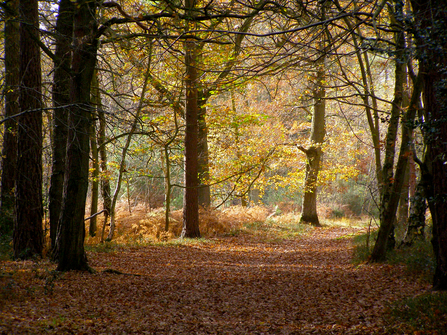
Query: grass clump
0 234 13 261
233 212 313 242
385 292 447 334
388 239 436 282
85 240 123 253
351 229 378 264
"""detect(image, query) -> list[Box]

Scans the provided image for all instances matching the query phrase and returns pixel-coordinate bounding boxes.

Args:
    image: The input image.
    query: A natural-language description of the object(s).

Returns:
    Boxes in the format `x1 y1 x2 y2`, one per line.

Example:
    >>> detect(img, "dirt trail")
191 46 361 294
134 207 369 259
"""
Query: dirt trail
1 226 429 334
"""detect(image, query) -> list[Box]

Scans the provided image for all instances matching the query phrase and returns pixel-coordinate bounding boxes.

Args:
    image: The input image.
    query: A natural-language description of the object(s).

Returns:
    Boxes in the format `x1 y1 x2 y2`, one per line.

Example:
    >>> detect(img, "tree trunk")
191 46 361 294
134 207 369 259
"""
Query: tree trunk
402 177 427 246
163 146 172 231
106 62 151 241
396 160 410 242
14 0 43 259
93 73 112 242
410 0 447 290
370 1 407 261
0 0 19 237
49 0 73 248
197 93 211 208
370 73 423 262
89 121 99 237
299 63 325 227
55 0 98 271
182 29 201 238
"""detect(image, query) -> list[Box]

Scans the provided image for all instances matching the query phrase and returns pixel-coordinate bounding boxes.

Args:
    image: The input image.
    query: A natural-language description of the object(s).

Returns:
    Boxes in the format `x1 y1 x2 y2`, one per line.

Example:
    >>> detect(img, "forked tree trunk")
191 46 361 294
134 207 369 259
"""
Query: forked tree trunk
370 74 423 262
14 0 43 259
0 0 19 237
299 63 325 227
370 1 417 261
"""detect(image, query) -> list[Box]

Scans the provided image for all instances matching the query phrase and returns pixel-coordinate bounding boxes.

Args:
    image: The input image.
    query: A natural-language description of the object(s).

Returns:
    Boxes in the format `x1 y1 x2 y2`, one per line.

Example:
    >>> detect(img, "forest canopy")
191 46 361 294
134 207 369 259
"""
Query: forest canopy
0 0 446 291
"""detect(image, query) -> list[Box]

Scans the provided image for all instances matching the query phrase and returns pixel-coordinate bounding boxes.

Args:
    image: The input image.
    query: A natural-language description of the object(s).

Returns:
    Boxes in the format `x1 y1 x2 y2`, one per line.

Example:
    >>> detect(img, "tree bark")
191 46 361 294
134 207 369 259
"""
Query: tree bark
402 177 427 245
182 23 201 238
93 73 112 242
89 121 99 237
370 72 423 262
106 61 151 241
14 0 43 259
410 0 447 290
49 0 73 248
197 92 211 208
55 0 98 271
299 63 325 227
0 0 19 237
370 0 407 261
163 146 172 231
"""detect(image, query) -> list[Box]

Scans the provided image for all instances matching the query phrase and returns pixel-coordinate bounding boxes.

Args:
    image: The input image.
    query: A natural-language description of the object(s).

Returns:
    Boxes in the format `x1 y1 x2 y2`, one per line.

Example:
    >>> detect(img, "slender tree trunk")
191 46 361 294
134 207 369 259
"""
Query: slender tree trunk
92 73 112 242
14 0 43 259
49 0 73 248
0 0 19 237
163 146 172 231
396 161 410 242
106 62 151 241
299 63 325 227
197 93 211 208
89 121 99 237
396 80 412 243
410 0 447 290
402 177 427 245
370 0 407 261
55 0 98 271
370 73 423 261
336 0 383 192
182 27 201 238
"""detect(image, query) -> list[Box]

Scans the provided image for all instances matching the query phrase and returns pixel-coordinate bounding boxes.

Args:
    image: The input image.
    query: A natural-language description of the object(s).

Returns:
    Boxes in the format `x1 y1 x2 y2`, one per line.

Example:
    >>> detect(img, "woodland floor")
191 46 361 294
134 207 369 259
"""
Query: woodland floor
0 225 434 334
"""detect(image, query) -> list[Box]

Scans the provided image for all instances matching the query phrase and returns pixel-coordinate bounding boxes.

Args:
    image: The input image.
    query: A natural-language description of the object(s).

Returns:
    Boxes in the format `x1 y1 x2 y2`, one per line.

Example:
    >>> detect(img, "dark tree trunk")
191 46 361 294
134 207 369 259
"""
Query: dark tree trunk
181 33 201 238
0 0 19 237
13 0 43 259
49 0 73 249
55 0 98 271
410 0 447 290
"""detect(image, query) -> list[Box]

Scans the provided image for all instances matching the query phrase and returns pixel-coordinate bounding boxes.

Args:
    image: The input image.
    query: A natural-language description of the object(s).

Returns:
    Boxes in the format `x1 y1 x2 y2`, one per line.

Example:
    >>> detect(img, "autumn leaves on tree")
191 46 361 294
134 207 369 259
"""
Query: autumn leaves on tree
1 0 447 290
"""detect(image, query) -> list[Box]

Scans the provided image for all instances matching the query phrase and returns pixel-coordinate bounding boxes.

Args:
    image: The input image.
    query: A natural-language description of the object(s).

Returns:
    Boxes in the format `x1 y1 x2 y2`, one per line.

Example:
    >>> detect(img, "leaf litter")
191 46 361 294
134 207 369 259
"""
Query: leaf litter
0 226 431 334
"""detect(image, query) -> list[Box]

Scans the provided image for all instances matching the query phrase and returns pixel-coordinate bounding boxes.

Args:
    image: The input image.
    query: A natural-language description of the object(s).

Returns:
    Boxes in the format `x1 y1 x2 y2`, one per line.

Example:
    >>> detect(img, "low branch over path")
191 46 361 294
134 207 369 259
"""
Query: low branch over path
1 227 430 333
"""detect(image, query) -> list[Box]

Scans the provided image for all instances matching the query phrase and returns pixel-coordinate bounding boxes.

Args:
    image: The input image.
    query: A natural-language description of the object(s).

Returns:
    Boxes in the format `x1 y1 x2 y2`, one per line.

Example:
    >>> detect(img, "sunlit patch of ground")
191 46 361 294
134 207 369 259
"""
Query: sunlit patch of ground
1 210 432 334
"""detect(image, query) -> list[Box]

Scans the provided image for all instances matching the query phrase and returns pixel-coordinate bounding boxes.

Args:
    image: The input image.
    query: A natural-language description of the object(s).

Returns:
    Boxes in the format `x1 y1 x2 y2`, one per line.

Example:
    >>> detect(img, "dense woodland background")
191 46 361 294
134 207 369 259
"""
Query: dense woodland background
0 0 447 297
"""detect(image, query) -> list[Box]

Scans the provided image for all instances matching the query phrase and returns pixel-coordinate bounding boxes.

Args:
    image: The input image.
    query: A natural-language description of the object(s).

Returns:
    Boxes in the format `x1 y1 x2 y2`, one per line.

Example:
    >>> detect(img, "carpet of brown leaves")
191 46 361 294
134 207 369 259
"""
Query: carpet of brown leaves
0 226 430 334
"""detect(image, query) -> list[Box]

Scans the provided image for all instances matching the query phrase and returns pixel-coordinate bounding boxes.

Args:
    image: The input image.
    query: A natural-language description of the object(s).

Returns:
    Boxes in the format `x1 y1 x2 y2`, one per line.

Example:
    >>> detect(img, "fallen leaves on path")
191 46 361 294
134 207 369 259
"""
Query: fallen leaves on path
0 226 430 334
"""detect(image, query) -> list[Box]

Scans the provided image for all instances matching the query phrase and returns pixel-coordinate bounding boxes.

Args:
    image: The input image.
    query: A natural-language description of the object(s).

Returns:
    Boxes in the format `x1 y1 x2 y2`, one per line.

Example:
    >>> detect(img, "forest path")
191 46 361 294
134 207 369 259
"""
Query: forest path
1 226 429 334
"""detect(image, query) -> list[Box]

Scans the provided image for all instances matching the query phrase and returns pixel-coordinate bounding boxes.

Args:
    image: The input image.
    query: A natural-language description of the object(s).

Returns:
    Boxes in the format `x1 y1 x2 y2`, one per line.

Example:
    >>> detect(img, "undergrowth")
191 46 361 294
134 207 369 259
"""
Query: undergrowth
384 292 447 334
0 234 12 261
352 228 443 333
352 230 435 282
